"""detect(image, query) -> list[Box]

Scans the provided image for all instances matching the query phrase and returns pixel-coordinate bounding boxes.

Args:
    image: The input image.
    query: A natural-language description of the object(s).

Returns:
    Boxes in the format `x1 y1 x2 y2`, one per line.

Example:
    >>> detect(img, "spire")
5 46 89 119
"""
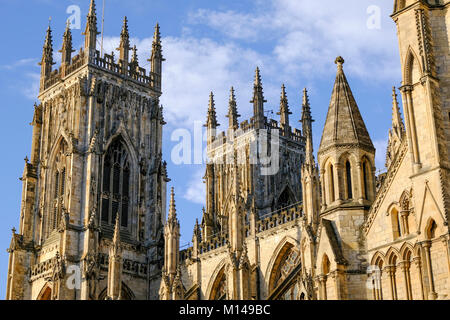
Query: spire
318 57 374 154
386 87 406 168
164 187 180 277
277 84 292 137
149 23 165 91
391 86 405 137
84 0 98 55
205 92 219 129
302 88 315 165
226 87 240 130
117 16 130 74
39 25 54 90
131 45 138 65
250 67 267 129
60 22 74 77
168 187 177 220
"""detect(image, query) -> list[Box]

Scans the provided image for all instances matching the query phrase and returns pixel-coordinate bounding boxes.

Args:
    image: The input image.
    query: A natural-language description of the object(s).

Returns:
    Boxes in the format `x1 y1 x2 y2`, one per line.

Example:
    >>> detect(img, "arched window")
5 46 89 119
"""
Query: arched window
329 164 335 203
100 139 131 229
362 161 369 200
389 254 398 300
345 161 353 200
391 208 402 240
373 257 384 300
210 267 227 300
426 219 437 240
50 139 68 234
321 254 331 300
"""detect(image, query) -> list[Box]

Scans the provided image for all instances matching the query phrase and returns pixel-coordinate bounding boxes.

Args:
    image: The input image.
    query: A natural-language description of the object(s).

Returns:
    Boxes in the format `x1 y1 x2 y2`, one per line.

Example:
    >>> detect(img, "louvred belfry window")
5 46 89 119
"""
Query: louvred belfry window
101 139 130 229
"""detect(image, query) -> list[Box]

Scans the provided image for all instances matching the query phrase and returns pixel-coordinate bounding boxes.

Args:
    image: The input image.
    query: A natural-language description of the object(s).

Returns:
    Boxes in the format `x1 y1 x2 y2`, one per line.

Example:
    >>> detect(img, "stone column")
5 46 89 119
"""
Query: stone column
319 275 328 300
356 162 364 204
413 255 425 300
422 241 438 300
440 235 450 299
399 261 412 300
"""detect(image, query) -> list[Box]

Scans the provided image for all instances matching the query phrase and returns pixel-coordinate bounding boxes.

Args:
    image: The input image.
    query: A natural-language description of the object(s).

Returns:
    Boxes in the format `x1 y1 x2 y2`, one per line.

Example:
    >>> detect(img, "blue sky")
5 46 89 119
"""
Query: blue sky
0 0 402 298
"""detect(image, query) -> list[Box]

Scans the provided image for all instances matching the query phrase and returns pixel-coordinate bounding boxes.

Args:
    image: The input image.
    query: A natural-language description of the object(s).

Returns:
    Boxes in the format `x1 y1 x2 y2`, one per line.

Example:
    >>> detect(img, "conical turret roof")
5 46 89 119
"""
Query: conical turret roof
319 57 374 154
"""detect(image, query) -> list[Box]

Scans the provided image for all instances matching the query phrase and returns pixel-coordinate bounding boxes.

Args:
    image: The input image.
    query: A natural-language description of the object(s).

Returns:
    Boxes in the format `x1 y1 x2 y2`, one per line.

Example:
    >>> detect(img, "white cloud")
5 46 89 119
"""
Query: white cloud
189 0 401 82
183 167 206 204
22 73 41 100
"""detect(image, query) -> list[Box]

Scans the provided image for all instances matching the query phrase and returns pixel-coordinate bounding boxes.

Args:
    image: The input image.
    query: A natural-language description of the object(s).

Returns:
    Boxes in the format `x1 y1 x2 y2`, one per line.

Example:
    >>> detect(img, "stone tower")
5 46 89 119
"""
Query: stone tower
6 0 168 300
315 57 376 300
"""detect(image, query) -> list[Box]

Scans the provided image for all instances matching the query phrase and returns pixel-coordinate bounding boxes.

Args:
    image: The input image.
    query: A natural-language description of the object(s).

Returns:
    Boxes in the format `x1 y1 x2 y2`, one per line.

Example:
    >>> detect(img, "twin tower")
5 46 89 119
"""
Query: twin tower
7 0 450 300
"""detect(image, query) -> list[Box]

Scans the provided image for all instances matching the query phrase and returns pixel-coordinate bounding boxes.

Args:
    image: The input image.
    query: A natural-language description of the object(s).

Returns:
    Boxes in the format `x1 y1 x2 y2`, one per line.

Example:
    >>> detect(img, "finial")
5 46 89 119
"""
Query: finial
254 67 262 86
131 45 138 63
335 56 345 71
229 86 236 102
281 84 287 99
169 187 177 219
12 227 16 235
302 88 310 106
209 91 215 108
153 23 161 43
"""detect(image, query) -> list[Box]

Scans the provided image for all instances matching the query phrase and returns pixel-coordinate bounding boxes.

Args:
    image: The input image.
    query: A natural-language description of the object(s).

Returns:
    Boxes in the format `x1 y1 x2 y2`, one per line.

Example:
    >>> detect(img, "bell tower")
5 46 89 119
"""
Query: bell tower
6 1 168 300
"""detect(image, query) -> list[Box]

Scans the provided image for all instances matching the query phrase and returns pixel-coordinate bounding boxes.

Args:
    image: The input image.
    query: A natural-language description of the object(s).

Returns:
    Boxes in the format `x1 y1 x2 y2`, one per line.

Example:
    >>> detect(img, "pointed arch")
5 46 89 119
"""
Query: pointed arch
275 185 297 210
425 218 438 240
404 47 423 85
400 242 415 260
206 259 228 300
265 236 300 294
100 136 135 233
386 247 400 265
36 283 52 300
98 282 136 300
45 136 69 238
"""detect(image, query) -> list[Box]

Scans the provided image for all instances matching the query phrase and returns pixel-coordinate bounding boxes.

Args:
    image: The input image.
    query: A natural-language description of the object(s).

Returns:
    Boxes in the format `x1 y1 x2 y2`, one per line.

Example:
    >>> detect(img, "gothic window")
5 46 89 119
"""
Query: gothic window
426 219 437 240
49 139 68 234
391 208 402 240
211 268 227 300
100 139 131 229
329 164 335 203
388 254 398 300
345 161 353 200
273 248 301 289
276 187 294 210
362 160 369 200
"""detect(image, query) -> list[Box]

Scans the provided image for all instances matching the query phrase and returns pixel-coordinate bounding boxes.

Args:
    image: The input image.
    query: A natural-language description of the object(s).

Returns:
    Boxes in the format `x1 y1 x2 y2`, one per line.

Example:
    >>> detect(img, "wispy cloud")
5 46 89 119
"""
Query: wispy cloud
183 168 206 205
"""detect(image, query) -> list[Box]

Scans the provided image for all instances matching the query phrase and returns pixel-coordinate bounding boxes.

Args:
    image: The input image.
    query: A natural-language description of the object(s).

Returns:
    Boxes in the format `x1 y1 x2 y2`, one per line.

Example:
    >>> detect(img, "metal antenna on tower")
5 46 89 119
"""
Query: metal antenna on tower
100 0 105 57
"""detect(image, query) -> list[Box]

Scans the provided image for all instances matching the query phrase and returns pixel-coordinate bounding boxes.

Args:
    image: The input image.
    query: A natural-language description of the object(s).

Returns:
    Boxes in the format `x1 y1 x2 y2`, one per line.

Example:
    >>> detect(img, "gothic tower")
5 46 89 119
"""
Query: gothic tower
6 0 168 300
316 57 376 300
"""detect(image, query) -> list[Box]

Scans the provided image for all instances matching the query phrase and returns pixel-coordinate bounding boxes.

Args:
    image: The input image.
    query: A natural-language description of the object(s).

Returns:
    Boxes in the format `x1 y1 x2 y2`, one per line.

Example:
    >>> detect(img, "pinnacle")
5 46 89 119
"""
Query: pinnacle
169 187 177 219
229 86 236 103
254 67 262 87
153 23 161 44
88 0 97 16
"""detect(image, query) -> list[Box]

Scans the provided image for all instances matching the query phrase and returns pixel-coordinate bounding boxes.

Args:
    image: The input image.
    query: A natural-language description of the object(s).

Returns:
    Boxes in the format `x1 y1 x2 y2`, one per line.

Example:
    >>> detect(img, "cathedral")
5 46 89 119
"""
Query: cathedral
5 0 450 300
